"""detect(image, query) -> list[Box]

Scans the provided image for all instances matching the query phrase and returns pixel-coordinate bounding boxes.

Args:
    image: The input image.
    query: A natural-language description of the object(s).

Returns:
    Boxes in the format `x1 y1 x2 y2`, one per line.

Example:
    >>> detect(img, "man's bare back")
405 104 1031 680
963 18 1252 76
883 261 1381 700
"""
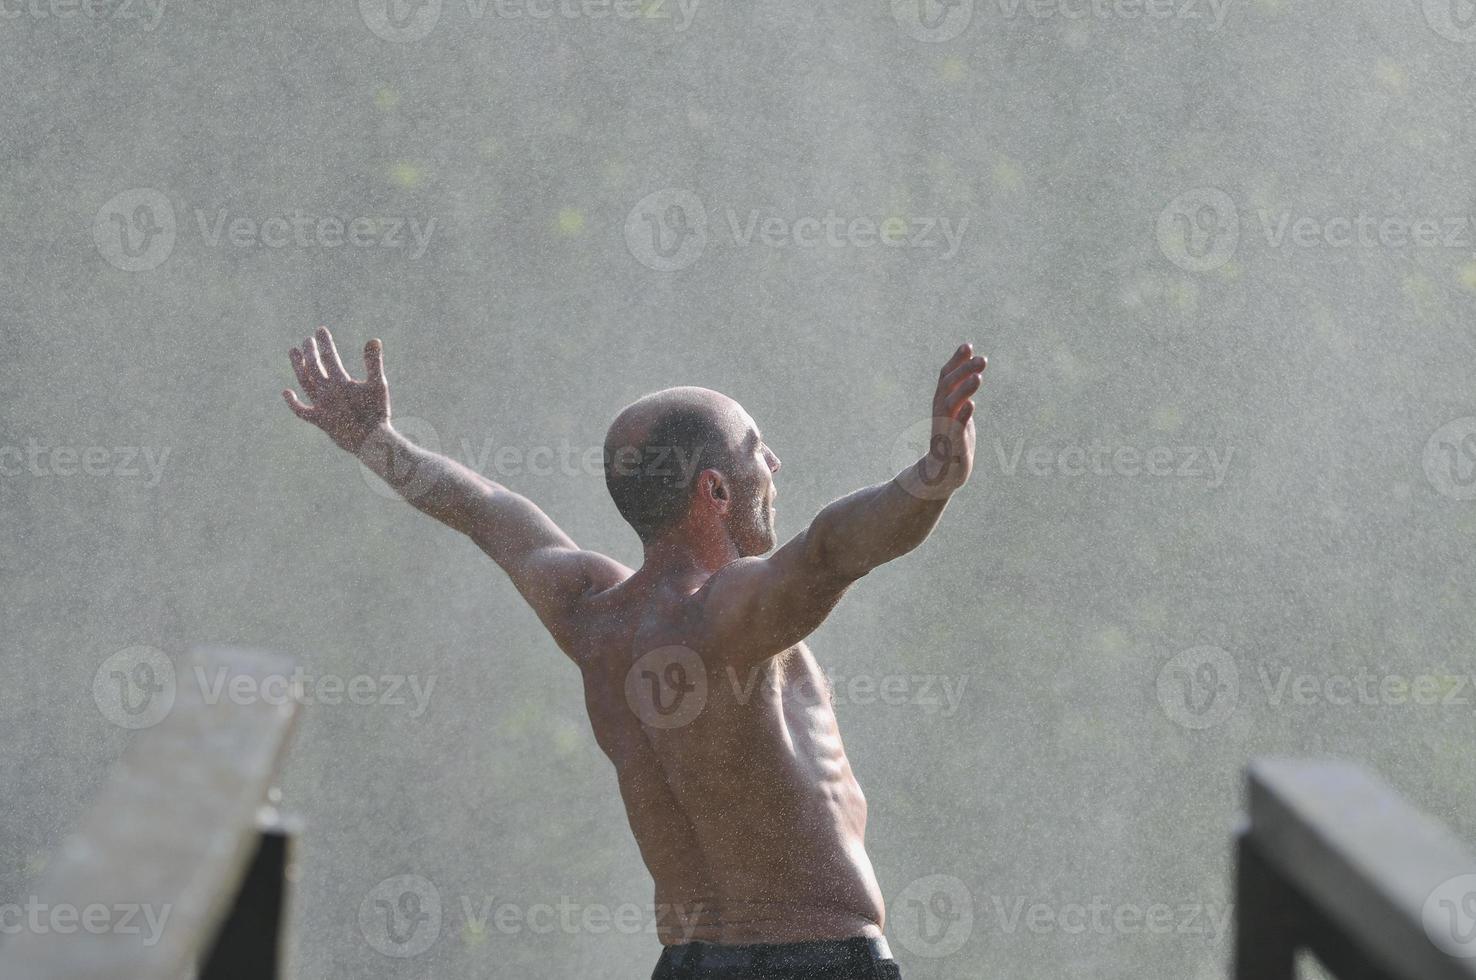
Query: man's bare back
283 328 986 964
577 583 882 944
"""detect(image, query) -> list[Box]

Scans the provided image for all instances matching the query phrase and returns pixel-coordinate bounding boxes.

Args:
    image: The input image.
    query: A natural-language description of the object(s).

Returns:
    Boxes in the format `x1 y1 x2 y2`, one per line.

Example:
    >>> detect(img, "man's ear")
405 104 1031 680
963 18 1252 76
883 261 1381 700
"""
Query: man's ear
700 469 731 513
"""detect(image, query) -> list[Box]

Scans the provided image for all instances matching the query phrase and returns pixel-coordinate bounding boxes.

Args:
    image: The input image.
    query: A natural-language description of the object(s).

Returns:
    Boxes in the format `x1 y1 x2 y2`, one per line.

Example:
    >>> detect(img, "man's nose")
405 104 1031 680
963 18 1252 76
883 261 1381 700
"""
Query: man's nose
767 451 781 474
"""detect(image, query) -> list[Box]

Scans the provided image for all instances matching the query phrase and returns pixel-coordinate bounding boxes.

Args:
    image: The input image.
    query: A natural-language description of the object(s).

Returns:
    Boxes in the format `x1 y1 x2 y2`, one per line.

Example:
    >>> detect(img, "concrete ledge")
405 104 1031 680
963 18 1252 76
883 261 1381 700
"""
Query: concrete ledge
0 648 300 980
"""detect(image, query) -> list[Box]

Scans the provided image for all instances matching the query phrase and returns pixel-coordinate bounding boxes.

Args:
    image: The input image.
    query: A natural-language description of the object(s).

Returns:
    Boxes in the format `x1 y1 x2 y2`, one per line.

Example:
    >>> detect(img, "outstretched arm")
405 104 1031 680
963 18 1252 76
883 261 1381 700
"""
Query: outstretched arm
701 343 986 667
282 327 628 645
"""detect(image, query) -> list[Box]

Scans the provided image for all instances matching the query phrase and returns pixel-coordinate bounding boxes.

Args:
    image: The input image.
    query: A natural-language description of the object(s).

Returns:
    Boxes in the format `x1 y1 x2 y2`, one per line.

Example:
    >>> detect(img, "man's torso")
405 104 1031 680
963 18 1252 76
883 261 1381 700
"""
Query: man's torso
564 574 885 946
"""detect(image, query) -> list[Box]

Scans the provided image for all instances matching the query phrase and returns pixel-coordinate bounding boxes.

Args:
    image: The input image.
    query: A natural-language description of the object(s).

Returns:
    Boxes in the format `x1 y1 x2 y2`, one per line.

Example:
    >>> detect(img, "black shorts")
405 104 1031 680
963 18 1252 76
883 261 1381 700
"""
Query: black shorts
651 936 903 979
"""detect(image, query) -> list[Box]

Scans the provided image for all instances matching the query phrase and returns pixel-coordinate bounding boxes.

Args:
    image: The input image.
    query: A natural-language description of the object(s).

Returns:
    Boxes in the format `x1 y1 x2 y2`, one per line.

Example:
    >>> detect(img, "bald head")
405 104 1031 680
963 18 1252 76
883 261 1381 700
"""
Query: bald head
603 387 748 544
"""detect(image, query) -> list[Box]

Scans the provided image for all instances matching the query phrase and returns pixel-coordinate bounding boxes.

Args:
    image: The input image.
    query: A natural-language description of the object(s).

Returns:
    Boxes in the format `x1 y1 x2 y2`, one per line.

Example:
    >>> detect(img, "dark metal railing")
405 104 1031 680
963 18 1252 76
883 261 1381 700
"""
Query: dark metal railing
10 685 1476 978
1234 758 1476 980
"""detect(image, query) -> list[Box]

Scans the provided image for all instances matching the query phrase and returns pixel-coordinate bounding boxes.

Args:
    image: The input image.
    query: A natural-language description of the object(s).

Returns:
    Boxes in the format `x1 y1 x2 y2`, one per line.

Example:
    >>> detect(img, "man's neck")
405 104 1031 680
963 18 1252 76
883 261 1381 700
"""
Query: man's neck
637 528 738 585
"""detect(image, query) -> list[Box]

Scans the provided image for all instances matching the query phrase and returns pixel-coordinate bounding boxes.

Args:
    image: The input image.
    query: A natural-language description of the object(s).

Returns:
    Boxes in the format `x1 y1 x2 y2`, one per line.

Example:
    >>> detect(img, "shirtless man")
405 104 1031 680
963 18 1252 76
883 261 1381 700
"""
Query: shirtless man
283 328 986 979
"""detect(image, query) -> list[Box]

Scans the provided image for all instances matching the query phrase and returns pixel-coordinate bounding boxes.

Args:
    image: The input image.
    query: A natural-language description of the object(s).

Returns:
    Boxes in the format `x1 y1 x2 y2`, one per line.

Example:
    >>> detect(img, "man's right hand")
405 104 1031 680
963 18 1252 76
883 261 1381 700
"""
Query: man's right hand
283 326 391 454
916 343 986 496
695 343 988 670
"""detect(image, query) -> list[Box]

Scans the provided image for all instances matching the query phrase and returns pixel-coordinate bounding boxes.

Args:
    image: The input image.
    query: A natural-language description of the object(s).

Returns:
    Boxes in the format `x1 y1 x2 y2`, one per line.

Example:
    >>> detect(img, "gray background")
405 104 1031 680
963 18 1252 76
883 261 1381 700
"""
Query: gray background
3 0 1476 977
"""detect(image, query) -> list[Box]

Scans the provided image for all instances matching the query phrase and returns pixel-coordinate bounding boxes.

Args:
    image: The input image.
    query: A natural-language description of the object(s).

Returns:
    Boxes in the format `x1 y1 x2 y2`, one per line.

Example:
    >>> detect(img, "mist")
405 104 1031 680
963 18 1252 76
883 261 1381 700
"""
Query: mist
3 2 1475 977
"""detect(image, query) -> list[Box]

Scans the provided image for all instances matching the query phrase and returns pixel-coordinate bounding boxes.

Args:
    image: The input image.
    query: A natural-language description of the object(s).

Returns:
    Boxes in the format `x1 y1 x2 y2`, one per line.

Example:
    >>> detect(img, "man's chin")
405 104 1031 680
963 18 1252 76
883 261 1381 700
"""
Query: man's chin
737 530 777 558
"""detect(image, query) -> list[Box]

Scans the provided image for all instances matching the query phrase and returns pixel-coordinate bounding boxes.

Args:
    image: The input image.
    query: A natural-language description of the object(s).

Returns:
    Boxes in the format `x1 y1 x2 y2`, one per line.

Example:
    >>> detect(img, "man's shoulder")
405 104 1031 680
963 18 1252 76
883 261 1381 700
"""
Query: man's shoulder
567 550 637 600
534 551 635 656
691 556 768 604
566 558 778 666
